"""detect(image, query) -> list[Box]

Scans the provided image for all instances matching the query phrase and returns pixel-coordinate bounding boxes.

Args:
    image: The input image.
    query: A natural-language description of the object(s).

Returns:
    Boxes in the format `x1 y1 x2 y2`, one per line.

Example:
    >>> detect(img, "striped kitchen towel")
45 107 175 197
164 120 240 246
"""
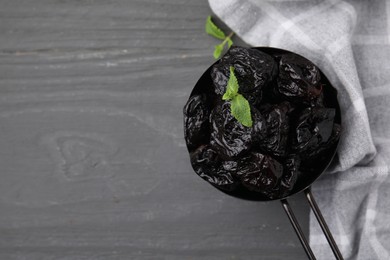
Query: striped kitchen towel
208 0 390 259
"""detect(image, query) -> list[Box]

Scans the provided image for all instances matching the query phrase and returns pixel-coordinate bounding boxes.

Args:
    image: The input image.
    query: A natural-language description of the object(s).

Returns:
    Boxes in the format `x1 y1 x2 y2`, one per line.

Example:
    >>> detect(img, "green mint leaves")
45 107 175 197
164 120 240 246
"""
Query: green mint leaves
231 94 252 127
205 17 249 126
222 66 239 100
222 67 253 127
205 16 234 59
213 43 224 60
205 16 226 40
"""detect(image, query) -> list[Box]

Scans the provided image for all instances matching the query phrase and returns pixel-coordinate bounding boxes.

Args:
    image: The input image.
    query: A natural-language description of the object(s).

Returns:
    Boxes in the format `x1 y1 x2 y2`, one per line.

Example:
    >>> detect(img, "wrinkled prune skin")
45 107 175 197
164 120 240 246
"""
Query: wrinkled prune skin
257 102 291 157
190 145 238 191
235 153 283 196
211 46 278 105
308 123 341 158
210 101 267 160
277 54 323 106
278 156 300 197
252 107 268 144
292 107 337 157
183 94 211 151
209 101 253 159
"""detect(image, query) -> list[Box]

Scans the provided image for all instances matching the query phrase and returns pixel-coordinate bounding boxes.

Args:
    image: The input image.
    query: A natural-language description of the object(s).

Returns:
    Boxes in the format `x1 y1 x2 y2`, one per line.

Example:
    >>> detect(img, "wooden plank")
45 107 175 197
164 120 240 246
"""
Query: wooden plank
0 0 310 258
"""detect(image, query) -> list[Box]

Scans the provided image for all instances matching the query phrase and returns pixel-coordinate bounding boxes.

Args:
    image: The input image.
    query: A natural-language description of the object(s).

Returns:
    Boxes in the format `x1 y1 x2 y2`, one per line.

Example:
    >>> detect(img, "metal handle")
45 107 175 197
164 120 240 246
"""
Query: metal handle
281 198 316 260
280 188 344 260
304 188 344 260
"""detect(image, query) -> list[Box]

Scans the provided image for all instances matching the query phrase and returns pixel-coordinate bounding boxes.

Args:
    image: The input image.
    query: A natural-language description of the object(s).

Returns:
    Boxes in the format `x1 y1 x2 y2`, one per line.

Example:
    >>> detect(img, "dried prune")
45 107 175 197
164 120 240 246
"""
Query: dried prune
209 101 253 159
252 107 268 144
278 156 300 197
292 107 336 157
183 94 211 151
211 46 278 105
308 123 341 158
190 145 237 191
276 54 323 106
257 102 291 157
209 101 267 160
235 153 283 196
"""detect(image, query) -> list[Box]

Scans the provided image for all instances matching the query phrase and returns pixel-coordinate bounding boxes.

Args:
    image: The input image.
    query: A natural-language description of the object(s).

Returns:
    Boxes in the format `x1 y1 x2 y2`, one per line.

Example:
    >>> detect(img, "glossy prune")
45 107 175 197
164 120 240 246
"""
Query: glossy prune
235 153 283 196
257 102 291 157
308 123 341 158
190 145 238 191
278 156 300 197
211 46 278 105
209 101 253 159
276 54 323 106
292 107 336 156
183 94 211 150
210 101 268 160
252 107 268 144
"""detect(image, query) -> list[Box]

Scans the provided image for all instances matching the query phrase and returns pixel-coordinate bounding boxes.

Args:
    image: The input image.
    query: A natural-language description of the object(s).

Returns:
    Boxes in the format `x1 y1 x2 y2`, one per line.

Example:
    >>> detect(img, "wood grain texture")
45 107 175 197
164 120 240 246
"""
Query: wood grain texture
0 0 310 259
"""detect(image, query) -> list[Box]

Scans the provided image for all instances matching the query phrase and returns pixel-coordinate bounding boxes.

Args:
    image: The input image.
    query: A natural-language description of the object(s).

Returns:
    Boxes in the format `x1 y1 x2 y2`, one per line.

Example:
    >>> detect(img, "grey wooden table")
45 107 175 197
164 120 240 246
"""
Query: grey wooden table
0 0 310 259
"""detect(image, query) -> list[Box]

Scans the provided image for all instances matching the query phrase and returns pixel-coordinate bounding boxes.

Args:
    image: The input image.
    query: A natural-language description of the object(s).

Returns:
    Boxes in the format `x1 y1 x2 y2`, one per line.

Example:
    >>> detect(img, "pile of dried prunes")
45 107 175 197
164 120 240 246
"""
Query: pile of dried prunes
184 46 341 199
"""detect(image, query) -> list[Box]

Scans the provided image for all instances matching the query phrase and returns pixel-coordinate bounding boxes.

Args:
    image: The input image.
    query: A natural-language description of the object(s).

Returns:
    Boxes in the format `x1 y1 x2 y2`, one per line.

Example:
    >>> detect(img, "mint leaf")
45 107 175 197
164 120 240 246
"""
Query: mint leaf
222 66 239 100
222 67 252 127
213 43 224 59
205 16 226 40
227 38 233 48
231 94 253 127
205 16 235 59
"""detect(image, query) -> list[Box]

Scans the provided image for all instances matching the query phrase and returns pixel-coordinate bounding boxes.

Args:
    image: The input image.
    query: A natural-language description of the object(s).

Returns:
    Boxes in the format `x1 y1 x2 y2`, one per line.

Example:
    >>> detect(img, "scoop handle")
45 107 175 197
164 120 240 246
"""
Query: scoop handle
281 188 344 260
281 198 316 260
304 188 344 260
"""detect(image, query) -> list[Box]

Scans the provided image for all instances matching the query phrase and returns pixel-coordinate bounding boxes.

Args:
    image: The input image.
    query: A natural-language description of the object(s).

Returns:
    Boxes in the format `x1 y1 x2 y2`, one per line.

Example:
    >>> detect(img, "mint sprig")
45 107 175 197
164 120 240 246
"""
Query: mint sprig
222 66 239 100
205 16 234 59
222 67 253 127
205 16 226 40
231 94 252 127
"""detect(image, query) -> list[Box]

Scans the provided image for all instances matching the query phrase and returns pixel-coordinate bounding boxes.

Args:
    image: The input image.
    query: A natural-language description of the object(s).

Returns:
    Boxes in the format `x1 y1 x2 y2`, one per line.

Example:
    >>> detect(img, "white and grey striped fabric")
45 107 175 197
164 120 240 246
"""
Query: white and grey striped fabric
208 0 390 259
